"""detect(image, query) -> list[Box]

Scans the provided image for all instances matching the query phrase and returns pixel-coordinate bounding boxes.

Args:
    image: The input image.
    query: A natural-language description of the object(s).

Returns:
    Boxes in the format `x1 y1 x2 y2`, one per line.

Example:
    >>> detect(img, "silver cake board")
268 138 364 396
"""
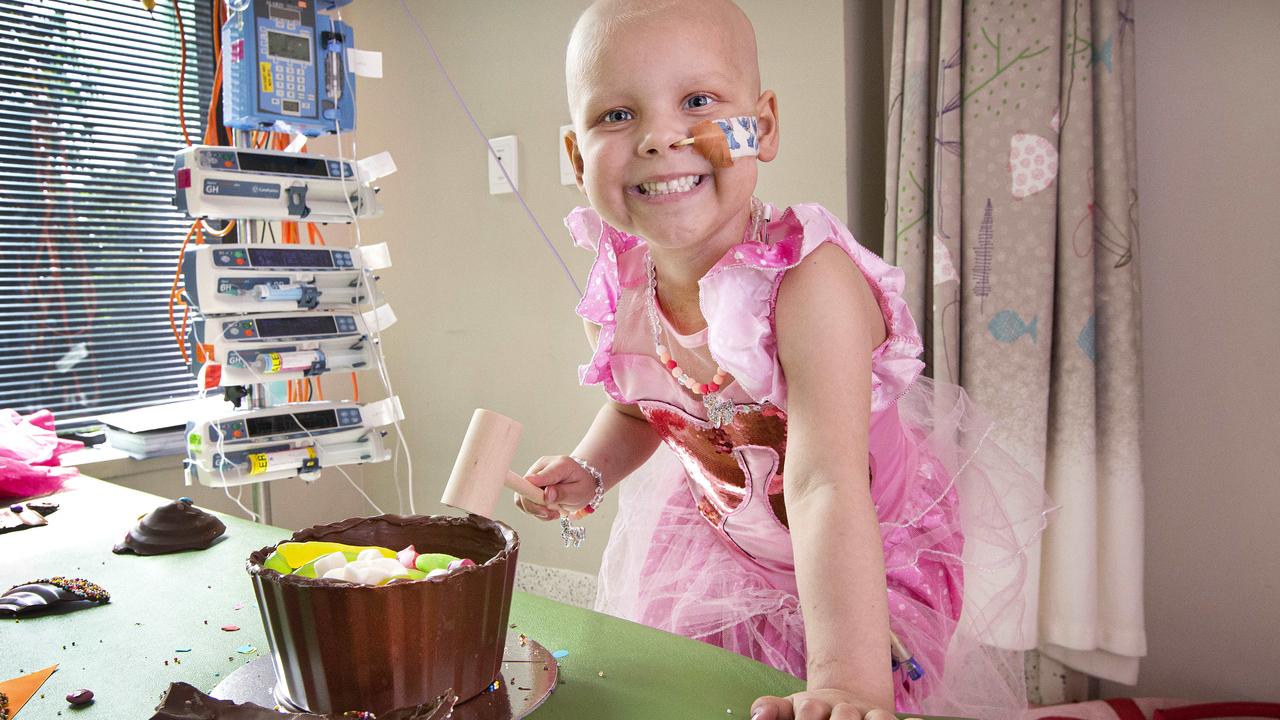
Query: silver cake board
211 632 558 719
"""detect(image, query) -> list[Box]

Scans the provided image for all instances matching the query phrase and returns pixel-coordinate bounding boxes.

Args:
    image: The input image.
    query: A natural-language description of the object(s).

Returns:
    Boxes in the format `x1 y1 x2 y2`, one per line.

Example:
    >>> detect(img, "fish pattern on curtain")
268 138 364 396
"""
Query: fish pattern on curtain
884 0 1145 685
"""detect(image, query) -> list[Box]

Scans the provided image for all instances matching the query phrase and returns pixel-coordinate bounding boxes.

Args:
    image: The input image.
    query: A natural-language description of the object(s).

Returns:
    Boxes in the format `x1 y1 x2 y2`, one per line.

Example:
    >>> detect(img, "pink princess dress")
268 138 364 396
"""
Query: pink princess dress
567 202 1050 718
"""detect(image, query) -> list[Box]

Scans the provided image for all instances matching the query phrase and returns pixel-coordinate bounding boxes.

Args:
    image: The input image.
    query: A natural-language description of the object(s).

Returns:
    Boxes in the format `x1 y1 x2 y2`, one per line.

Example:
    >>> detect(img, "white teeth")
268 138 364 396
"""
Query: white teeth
638 175 700 196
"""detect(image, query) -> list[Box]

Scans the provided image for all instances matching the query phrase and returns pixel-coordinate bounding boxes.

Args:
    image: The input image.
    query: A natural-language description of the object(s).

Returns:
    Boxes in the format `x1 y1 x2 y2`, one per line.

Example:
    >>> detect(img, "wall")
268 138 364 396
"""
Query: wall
1102 0 1280 701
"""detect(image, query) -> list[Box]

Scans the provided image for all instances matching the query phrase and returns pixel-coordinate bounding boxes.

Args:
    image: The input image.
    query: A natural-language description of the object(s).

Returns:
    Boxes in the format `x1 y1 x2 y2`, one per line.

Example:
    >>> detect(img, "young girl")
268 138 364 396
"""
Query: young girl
518 1 1047 718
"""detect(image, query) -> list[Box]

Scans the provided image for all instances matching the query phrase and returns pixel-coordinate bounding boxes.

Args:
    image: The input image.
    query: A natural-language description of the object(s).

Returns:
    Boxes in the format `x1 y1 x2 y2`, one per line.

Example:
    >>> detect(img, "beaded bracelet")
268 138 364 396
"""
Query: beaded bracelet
570 455 606 514
558 456 605 548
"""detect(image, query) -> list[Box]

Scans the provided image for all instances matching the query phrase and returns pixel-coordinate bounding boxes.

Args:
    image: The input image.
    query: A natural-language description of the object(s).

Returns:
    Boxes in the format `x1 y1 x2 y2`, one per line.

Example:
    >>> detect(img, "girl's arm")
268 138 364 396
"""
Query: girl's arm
515 320 662 519
754 242 896 719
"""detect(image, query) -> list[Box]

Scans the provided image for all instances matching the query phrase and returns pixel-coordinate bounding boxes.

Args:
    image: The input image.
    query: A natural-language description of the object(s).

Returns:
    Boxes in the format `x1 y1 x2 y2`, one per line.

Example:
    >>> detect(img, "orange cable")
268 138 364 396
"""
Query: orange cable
168 219 200 362
315 375 325 401
350 372 359 403
171 0 192 146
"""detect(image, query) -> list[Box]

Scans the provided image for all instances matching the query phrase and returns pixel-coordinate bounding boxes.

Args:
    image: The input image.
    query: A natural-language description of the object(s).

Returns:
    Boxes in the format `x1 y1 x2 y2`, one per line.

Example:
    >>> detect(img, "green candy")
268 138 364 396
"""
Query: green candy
414 553 460 573
262 551 292 575
383 568 427 585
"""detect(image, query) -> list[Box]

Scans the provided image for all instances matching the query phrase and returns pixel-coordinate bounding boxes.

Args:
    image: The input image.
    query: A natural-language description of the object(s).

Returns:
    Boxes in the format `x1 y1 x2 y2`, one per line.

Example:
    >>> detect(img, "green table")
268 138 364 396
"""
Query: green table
2 478 955 719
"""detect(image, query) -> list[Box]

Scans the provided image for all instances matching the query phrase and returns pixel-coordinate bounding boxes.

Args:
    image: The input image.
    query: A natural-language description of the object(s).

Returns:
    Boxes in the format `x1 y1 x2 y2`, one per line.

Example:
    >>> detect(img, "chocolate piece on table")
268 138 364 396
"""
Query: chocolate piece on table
0 506 48 534
0 577 110 617
149 682 456 720
113 497 226 555
27 500 59 516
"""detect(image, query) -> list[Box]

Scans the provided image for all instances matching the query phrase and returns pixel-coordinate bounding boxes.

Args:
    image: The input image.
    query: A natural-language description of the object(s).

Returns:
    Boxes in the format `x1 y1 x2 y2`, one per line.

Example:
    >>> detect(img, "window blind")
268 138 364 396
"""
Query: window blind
0 0 212 430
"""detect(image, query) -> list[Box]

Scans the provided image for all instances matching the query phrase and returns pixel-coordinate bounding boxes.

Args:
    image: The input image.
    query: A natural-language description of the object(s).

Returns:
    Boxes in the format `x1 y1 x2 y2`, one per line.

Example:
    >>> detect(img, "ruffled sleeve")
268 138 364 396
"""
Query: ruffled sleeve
566 206 643 404
699 203 924 412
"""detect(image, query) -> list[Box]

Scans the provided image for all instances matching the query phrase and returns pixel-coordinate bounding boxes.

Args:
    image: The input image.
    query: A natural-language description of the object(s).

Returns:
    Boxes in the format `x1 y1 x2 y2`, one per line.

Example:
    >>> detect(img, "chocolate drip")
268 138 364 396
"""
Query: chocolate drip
113 498 226 555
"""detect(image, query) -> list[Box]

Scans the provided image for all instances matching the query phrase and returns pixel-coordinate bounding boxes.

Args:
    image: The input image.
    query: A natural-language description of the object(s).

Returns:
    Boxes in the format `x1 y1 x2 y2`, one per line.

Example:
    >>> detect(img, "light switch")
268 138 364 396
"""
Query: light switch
487 135 518 195
559 124 576 186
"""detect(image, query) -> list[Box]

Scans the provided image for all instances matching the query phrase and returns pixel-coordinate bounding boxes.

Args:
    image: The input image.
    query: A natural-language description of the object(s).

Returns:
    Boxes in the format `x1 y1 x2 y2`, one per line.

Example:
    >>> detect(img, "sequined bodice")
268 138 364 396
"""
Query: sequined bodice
639 398 797 576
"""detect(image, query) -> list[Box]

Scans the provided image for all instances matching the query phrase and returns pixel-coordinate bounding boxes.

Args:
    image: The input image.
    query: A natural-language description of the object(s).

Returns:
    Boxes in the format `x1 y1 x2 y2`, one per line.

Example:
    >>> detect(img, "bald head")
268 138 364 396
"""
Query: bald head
566 0 760 124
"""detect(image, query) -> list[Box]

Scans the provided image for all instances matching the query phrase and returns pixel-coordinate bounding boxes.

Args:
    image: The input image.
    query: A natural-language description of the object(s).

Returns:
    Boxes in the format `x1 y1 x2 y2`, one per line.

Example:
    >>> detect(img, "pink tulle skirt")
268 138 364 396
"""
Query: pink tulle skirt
595 378 1052 719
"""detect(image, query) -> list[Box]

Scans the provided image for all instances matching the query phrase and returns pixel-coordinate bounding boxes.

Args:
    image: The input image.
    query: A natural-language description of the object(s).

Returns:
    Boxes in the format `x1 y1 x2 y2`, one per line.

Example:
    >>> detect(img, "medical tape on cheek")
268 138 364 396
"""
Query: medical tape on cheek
678 115 760 168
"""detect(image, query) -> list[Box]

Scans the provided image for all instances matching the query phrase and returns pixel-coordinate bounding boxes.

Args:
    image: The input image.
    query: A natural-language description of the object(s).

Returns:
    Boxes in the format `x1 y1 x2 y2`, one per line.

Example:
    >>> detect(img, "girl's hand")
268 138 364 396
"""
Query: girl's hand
512 455 599 521
751 690 896 720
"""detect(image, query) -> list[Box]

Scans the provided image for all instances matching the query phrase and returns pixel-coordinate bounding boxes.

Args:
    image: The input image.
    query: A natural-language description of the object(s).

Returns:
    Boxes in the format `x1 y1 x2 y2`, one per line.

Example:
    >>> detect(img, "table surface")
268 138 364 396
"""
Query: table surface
1 477 956 719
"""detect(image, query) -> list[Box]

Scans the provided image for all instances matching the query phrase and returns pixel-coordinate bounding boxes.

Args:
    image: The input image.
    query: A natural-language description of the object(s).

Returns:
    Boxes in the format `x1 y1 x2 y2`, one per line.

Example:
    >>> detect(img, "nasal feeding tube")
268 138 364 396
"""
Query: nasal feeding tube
672 115 761 168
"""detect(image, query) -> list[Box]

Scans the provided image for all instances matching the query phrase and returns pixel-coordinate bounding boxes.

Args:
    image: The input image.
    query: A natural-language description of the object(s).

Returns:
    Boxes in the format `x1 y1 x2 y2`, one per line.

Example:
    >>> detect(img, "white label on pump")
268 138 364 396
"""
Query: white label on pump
357 151 397 182
355 242 392 270
346 48 383 79
286 132 308 153
364 396 404 427
362 304 398 333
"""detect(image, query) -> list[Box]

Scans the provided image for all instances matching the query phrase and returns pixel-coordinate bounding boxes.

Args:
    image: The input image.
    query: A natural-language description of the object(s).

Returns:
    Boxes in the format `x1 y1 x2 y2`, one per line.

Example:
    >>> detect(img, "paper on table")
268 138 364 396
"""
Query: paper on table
0 664 57 717
96 397 234 434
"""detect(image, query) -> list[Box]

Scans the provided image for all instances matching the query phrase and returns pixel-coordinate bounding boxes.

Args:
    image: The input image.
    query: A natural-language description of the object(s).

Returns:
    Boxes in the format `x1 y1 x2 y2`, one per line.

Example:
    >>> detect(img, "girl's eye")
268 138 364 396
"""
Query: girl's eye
602 109 633 123
685 94 714 110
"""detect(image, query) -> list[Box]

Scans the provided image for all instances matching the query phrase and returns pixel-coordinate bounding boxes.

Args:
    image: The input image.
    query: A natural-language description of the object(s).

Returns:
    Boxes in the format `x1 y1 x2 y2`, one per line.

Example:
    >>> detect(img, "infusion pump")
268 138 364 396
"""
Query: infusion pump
185 400 395 487
174 145 380 223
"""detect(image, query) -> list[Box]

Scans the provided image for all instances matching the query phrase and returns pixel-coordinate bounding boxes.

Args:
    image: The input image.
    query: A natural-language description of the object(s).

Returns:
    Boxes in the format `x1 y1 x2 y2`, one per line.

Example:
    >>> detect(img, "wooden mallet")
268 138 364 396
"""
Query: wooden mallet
440 409 546 518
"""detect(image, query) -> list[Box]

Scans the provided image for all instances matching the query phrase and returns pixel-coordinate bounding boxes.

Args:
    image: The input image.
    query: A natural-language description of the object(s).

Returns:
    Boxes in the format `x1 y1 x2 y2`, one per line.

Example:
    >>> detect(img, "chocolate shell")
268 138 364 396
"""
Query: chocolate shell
113 497 226 555
149 682 456 720
0 577 110 617
248 514 519 714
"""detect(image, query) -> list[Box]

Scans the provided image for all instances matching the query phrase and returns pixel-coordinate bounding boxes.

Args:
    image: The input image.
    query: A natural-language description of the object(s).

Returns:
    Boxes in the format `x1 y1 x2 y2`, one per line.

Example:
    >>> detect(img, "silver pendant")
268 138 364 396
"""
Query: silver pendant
703 392 739 428
560 516 586 548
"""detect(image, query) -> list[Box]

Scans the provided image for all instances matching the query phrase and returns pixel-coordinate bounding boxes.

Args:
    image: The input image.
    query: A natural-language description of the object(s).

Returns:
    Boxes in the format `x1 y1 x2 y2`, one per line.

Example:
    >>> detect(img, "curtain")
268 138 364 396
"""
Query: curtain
884 0 1145 685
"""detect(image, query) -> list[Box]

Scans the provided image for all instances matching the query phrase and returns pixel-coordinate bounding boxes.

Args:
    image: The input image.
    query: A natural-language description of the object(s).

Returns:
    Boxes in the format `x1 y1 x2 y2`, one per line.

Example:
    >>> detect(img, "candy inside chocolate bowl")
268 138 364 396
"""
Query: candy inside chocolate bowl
246 513 519 715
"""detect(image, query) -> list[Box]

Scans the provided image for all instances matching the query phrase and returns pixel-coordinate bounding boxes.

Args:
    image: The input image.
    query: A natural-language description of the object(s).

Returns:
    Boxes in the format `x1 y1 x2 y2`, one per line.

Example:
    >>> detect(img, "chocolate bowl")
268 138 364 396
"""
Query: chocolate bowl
246 514 519 715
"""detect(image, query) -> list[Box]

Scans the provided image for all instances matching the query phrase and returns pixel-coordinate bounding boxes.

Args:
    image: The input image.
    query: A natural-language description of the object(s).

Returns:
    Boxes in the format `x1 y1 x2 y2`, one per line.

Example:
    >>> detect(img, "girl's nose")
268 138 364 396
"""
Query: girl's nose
637 122 688 157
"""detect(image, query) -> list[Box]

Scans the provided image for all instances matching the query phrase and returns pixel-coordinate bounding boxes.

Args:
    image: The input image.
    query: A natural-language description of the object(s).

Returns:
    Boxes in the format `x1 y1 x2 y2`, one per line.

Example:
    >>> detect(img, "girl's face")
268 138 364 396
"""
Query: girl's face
565 15 777 257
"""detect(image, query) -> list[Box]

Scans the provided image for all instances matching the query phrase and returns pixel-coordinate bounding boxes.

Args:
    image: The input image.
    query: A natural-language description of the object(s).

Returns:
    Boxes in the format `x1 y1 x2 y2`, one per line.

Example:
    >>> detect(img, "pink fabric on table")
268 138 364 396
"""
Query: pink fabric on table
0 408 82 499
569 202 1051 719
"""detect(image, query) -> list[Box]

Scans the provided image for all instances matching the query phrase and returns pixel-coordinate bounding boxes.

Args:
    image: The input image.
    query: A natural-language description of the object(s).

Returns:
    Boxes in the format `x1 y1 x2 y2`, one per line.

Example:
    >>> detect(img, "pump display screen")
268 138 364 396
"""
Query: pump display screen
267 31 310 62
247 410 338 437
268 6 301 23
247 247 334 268
237 152 329 177
256 316 339 338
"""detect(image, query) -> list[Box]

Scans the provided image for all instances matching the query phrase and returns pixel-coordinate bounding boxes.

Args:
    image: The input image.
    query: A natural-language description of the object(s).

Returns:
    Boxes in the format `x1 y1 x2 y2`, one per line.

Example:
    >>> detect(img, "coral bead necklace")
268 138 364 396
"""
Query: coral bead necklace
643 198 766 428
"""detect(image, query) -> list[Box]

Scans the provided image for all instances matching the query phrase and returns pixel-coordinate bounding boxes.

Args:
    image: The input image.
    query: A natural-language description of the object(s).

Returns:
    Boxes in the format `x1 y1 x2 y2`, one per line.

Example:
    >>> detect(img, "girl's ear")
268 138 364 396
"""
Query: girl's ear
563 128 586 191
755 90 780 163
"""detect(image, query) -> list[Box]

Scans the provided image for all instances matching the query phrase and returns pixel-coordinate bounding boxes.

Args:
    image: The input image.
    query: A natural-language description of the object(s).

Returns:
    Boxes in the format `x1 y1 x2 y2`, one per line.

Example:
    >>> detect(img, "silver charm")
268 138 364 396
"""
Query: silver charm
703 392 739 428
560 516 586 548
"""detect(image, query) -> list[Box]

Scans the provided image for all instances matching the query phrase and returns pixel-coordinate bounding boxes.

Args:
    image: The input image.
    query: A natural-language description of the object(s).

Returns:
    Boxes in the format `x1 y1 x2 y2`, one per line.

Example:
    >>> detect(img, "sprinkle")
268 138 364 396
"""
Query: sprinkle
176 648 192 652
236 645 256 654
17 577 110 603
552 650 569 659
221 625 240 632
597 671 605 678
234 602 244 610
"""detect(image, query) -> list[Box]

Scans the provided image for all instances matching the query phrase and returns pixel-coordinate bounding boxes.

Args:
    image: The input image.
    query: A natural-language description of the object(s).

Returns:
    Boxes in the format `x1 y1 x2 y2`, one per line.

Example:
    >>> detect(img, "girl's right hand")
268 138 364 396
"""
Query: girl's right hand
513 455 599 521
